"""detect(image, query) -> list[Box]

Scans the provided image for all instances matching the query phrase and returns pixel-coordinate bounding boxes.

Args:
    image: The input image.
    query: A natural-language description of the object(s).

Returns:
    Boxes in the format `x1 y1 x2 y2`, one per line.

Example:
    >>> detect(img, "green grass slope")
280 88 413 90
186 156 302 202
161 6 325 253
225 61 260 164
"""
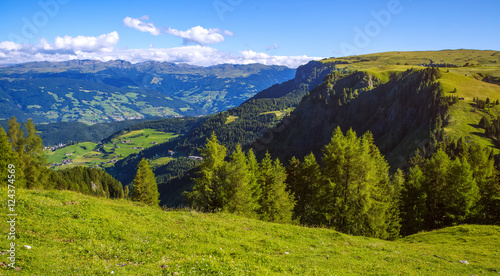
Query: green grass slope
1 188 499 275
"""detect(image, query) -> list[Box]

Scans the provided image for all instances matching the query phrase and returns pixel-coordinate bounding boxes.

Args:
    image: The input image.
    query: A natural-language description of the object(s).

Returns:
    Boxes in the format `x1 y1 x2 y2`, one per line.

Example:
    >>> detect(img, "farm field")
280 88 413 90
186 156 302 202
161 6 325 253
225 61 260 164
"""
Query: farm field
46 129 178 170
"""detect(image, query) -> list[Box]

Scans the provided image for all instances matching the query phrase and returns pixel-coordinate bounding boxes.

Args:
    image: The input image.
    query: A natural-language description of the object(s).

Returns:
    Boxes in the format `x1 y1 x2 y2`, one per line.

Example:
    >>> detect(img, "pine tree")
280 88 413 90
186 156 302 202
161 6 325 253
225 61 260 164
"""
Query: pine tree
186 133 227 211
422 149 451 229
131 158 159 206
295 153 322 225
444 158 479 225
258 153 295 223
24 119 46 189
225 144 258 217
320 127 396 238
0 127 18 187
246 149 261 211
7 117 26 188
124 185 130 199
400 165 427 235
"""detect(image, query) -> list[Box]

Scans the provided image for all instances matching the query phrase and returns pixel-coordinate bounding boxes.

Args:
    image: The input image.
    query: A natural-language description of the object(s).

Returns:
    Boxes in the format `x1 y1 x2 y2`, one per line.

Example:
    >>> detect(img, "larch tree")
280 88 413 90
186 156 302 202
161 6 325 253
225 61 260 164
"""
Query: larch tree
294 153 322 225
224 144 259 217
400 165 427 236
444 158 479 225
258 152 295 223
24 119 47 189
7 117 26 188
185 133 227 211
320 127 398 239
246 149 262 212
0 127 18 187
131 158 159 206
422 149 451 229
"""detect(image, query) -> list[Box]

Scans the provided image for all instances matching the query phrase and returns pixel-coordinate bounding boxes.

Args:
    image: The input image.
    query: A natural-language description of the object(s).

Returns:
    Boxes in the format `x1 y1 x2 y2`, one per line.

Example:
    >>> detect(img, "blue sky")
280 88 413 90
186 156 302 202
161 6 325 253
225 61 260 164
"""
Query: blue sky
0 0 499 67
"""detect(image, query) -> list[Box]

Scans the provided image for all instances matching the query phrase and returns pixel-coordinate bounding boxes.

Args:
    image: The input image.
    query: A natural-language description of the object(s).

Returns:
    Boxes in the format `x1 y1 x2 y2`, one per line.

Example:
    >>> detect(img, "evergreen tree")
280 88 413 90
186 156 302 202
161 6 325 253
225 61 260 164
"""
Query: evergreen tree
7 117 26 188
285 156 300 192
23 119 46 189
131 158 159 206
224 144 259 217
400 166 427 235
444 158 479 225
466 144 499 224
259 153 295 223
0 127 18 187
124 185 130 199
384 169 403 240
246 149 262 211
185 133 227 211
7 117 24 156
422 149 451 229
320 127 397 238
295 153 322 225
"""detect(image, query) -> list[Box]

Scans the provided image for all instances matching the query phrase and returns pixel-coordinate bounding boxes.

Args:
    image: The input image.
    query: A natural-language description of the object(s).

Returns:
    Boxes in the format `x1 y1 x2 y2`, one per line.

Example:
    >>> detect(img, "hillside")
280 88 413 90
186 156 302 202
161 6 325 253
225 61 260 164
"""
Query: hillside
2 188 499 275
254 50 500 167
107 50 500 206
0 60 295 123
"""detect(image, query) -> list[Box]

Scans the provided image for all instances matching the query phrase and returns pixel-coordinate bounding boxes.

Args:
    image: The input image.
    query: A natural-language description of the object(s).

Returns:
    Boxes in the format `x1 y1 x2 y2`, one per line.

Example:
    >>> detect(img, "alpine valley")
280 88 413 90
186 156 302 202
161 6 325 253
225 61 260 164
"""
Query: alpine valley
2 49 500 275
0 60 295 123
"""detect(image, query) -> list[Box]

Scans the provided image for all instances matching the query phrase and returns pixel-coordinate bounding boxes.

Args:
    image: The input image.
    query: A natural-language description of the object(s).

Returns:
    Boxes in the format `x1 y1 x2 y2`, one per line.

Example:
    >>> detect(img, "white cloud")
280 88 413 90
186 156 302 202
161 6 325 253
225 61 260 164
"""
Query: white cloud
238 50 318 68
0 41 22 51
41 32 119 52
165 26 233 45
123 16 233 45
0 33 321 68
123 16 161 36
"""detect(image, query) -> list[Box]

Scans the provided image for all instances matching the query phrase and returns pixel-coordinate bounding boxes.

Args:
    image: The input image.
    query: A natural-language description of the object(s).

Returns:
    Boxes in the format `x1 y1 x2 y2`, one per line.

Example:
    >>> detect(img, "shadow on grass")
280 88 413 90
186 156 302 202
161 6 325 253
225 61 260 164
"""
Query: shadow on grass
470 131 500 150
468 123 483 129
470 131 488 139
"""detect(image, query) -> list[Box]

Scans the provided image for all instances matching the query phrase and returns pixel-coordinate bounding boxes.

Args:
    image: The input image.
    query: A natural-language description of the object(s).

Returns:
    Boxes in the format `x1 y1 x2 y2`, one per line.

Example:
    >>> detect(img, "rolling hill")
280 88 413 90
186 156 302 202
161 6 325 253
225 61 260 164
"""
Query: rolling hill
2 188 499 275
253 50 500 167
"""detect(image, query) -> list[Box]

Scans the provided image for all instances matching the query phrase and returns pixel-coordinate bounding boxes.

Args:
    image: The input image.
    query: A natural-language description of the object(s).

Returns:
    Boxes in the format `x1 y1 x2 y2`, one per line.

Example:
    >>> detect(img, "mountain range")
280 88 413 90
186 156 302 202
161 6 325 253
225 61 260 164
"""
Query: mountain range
0 60 295 123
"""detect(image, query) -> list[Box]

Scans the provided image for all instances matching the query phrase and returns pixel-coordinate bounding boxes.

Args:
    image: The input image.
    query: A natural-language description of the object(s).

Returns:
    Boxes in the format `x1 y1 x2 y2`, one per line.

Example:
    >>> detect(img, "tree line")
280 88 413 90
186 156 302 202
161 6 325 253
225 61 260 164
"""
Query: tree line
1 117 160 207
187 129 400 239
188 128 500 240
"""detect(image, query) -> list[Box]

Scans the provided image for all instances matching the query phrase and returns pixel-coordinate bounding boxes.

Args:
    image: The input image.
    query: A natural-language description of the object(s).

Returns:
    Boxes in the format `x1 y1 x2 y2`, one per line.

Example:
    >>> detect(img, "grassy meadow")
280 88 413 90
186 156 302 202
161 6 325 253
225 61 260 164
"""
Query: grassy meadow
0 188 499 275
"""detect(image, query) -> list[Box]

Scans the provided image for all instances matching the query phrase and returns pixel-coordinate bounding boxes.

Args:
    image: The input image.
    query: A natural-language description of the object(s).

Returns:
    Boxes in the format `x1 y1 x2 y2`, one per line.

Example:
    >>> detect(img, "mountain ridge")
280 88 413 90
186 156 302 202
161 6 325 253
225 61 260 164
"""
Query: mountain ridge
0 60 296 123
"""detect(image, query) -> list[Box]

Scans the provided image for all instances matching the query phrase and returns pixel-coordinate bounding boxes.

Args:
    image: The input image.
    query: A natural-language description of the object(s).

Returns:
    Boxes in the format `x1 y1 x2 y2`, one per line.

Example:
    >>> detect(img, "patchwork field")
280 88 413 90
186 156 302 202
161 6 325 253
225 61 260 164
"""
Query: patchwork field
46 129 178 170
